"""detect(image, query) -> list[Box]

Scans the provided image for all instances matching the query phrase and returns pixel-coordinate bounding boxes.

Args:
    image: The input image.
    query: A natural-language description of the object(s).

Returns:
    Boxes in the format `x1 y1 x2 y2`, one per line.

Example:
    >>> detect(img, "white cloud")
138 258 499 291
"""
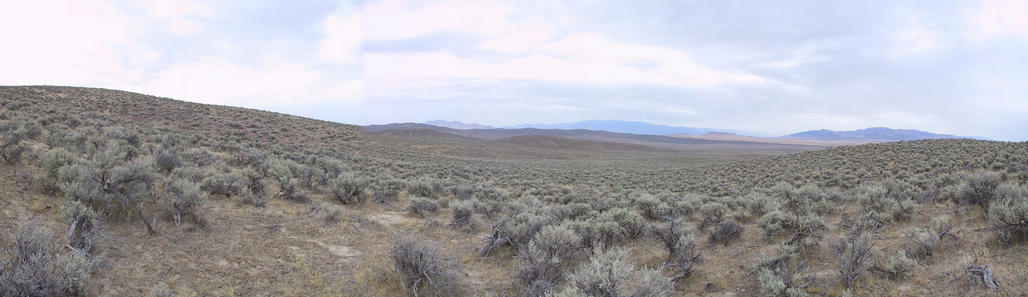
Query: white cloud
319 7 364 64
135 0 213 35
362 0 511 41
0 0 362 111
358 0 767 96
891 28 941 57
0 0 154 86
971 0 1028 38
365 34 766 98
131 59 362 107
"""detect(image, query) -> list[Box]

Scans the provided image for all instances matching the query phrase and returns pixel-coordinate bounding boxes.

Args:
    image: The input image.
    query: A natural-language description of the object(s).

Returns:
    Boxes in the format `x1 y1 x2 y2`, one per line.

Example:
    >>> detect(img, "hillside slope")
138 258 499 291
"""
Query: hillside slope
0 86 362 147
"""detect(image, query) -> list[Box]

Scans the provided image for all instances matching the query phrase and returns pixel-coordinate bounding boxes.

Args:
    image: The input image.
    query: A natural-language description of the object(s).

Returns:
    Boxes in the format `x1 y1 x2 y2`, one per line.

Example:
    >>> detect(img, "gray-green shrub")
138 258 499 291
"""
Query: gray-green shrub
328 173 369 204
60 200 103 254
37 148 78 193
392 236 460 297
0 222 94 297
903 216 955 259
880 251 916 280
988 184 1028 244
832 232 875 288
652 220 699 281
954 171 1002 207
450 200 477 232
561 248 672 297
407 196 439 217
752 243 810 297
515 225 582 297
709 220 742 245
162 177 207 227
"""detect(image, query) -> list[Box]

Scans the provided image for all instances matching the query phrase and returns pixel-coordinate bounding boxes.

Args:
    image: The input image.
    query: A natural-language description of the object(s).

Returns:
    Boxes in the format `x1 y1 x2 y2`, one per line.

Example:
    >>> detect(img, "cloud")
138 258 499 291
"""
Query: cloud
131 59 362 107
0 0 154 86
319 5 364 64
360 0 768 100
362 0 511 41
891 28 941 57
3 0 1027 140
135 0 213 35
972 0 1028 38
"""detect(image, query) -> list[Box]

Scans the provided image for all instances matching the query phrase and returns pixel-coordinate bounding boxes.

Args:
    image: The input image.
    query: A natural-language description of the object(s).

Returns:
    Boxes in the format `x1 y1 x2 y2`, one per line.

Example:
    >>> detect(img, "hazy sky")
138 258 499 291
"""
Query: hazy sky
1 0 1027 140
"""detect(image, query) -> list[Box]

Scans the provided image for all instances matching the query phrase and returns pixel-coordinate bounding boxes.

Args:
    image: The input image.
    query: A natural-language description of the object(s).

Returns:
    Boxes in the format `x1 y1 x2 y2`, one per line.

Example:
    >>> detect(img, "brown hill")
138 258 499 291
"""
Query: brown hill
493 135 672 152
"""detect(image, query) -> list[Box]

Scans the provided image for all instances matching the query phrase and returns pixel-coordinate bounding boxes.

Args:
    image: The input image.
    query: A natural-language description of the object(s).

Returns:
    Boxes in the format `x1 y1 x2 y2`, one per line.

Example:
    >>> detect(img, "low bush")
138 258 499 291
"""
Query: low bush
987 184 1028 244
832 232 875 288
0 122 28 164
275 178 307 202
652 220 700 281
879 251 916 280
200 172 245 198
155 149 181 173
698 201 729 229
450 200 477 232
171 166 209 183
789 214 830 247
635 194 668 219
58 149 156 221
708 220 742 245
743 191 777 219
758 210 796 238
320 202 346 223
953 171 1002 207
407 196 439 217
162 177 207 227
857 183 916 224
561 248 672 297
37 148 78 193
60 200 103 254
328 173 370 204
515 225 582 297
392 236 460 297
752 243 811 297
407 177 443 198
240 167 265 197
903 216 955 259
599 208 646 240
0 222 94 297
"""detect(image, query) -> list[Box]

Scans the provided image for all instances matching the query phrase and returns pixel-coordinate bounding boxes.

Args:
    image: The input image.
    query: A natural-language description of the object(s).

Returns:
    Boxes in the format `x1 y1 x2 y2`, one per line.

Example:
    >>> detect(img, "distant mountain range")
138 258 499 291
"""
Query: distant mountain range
783 127 966 141
424 120 493 130
417 120 975 142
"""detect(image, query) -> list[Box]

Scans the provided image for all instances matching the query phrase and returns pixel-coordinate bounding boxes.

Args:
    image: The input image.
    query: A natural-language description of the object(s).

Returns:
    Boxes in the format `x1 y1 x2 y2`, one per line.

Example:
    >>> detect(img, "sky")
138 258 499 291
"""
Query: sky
1 0 1027 140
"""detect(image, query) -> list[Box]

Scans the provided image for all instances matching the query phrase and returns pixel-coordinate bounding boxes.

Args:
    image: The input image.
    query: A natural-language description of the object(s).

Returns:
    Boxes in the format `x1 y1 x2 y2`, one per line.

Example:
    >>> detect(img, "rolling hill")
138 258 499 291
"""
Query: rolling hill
365 123 827 154
505 120 747 135
492 135 672 152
